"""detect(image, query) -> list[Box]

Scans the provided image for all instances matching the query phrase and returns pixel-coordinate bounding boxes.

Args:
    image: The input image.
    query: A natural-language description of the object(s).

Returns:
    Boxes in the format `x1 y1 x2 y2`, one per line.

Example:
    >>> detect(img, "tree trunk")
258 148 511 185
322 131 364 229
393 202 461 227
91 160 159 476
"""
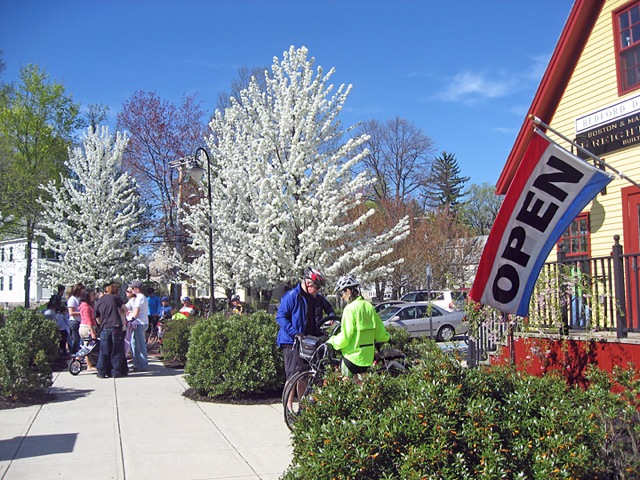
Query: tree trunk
24 225 34 309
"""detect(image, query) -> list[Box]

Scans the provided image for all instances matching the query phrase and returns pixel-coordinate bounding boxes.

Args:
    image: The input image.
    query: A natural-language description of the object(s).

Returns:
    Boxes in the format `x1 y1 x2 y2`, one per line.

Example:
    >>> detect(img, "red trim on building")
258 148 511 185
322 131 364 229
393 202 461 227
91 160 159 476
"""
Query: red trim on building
495 0 606 195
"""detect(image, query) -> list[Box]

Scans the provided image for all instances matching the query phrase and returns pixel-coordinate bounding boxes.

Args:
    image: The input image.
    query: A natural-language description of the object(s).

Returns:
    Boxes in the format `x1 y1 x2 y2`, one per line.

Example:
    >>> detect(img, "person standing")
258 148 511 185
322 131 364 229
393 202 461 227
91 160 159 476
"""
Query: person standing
123 287 136 358
129 280 149 372
328 275 390 384
94 282 127 378
55 307 70 356
160 296 173 321
179 296 197 317
276 267 334 380
66 283 84 354
146 287 161 333
230 294 243 314
47 284 66 310
78 290 98 371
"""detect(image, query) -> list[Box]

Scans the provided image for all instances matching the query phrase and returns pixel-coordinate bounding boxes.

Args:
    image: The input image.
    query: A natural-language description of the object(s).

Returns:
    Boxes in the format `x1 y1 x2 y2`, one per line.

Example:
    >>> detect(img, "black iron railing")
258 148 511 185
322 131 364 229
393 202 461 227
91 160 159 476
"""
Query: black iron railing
468 236 640 366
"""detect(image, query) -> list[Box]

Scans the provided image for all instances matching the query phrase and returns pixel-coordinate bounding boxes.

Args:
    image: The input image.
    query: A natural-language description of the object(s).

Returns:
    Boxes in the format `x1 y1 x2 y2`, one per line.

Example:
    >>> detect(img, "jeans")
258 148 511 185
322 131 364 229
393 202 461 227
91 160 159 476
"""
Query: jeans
97 327 126 377
131 322 148 369
571 296 591 327
68 319 81 354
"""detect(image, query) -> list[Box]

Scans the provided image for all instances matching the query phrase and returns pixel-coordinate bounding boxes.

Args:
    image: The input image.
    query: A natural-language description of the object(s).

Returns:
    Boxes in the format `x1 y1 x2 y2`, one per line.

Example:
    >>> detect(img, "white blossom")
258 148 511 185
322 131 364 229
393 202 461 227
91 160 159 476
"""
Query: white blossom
36 127 145 288
182 46 409 292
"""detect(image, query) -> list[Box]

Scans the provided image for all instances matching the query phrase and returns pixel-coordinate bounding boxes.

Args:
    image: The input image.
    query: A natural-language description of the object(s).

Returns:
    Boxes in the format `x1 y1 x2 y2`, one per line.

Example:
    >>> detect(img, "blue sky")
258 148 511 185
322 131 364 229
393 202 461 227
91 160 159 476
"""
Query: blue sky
0 0 573 186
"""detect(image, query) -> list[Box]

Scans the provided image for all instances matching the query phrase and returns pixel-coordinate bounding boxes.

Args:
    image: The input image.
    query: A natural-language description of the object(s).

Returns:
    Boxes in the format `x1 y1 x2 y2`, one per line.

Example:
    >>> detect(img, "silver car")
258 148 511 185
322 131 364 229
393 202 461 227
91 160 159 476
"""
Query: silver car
379 302 467 341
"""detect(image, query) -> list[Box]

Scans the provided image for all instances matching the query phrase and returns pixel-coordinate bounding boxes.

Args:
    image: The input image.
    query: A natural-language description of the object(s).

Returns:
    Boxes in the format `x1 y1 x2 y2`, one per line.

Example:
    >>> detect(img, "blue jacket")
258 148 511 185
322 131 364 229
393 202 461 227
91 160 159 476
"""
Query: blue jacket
276 283 334 346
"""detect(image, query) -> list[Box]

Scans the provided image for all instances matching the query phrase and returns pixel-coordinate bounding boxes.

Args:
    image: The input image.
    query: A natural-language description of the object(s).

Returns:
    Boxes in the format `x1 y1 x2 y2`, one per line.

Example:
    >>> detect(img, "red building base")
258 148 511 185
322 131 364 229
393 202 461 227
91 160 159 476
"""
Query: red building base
490 334 640 386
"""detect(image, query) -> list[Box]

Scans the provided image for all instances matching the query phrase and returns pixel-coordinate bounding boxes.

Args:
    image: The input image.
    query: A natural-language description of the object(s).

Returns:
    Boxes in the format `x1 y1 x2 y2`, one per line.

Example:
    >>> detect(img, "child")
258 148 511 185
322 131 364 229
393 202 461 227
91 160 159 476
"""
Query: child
55 307 70 356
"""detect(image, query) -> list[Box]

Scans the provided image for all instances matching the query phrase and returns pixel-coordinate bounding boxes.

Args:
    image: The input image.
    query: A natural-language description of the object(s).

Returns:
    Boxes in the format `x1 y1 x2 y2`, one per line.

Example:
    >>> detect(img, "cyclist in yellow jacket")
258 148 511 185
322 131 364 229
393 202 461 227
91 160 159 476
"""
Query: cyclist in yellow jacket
328 275 390 384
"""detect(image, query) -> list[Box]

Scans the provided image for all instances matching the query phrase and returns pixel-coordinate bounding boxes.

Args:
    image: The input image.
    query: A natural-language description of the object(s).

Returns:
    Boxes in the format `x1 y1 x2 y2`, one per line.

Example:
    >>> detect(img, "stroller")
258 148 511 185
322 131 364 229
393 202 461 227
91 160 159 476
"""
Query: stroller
68 336 100 375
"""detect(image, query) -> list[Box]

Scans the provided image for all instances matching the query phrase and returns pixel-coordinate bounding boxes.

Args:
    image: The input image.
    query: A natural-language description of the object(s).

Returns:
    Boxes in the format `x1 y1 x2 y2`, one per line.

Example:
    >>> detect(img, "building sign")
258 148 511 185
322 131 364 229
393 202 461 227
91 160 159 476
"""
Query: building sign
574 113 640 158
576 94 640 133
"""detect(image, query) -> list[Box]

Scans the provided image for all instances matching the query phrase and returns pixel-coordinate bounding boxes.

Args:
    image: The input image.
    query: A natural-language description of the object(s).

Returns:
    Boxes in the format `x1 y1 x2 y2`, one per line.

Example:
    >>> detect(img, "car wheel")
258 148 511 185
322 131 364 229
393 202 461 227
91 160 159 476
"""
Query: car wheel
437 325 455 342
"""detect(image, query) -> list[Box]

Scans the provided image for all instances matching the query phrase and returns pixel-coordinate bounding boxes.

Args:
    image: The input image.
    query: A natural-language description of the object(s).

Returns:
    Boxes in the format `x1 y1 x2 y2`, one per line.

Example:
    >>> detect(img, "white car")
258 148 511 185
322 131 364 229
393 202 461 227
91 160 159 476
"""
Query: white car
379 302 467 341
399 290 456 311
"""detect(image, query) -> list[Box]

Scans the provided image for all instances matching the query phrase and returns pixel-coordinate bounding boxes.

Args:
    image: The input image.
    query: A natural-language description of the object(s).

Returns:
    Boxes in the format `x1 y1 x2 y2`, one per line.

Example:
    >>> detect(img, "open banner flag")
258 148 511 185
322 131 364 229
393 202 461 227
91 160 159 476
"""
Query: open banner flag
469 129 613 317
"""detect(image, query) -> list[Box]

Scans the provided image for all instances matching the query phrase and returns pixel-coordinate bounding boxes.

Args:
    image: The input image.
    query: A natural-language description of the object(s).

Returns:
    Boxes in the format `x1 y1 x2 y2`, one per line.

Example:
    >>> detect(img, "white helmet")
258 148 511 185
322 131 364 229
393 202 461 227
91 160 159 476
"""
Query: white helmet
334 275 359 293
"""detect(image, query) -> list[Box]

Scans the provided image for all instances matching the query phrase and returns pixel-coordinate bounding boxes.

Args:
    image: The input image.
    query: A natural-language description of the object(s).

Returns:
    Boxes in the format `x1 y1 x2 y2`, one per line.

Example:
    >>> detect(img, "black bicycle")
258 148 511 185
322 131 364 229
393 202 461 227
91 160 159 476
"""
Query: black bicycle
282 315 406 431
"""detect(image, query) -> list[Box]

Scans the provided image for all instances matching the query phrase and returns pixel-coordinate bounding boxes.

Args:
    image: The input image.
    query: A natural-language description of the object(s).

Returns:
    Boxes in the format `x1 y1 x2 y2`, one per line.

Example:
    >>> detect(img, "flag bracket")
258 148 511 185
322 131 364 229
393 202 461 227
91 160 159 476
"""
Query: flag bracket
529 115 640 189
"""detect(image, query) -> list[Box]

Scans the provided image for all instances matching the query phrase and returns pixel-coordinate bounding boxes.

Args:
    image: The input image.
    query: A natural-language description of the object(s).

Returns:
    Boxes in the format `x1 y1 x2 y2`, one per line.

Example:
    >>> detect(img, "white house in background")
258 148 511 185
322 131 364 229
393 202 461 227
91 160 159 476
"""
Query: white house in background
0 238 54 307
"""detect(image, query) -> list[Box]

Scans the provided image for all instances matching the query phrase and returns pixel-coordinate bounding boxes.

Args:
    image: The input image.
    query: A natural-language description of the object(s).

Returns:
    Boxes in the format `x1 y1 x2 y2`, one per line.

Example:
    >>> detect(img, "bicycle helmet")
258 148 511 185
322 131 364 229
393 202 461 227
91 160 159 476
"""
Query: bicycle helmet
161 296 169 302
231 294 240 302
303 267 326 288
182 296 191 303
334 274 359 294
43 309 56 320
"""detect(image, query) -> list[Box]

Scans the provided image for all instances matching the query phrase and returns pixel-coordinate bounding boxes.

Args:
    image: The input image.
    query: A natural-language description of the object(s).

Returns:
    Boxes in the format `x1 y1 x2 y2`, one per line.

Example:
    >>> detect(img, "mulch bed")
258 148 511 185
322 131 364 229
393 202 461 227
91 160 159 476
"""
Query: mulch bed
182 387 282 405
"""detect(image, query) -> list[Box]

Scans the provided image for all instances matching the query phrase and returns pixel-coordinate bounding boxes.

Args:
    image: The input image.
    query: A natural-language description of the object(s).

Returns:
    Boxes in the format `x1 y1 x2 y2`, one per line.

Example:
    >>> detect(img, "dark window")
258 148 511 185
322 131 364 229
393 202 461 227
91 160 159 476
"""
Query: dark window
557 212 590 257
9 247 13 261
0 277 3 291
615 2 640 94
9 276 13 291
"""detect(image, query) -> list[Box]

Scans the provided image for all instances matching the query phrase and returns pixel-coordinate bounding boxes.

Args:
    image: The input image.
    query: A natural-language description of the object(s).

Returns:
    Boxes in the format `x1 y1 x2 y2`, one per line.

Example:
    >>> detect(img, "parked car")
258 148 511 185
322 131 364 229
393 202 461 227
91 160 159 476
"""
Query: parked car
374 299 405 313
378 302 467 341
399 290 457 311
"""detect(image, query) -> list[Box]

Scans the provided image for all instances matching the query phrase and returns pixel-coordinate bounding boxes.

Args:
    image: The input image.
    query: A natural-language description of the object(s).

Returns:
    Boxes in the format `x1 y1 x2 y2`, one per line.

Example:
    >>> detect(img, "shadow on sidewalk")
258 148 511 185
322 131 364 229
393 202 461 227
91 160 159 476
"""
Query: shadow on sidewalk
0 433 77 461
48 387 94 404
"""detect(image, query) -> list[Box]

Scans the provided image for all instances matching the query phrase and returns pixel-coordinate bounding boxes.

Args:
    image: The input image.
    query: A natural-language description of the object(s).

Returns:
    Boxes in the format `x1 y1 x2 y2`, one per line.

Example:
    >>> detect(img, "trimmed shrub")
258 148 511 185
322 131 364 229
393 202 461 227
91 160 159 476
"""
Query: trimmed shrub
184 311 285 398
282 344 638 480
161 314 200 365
0 309 58 397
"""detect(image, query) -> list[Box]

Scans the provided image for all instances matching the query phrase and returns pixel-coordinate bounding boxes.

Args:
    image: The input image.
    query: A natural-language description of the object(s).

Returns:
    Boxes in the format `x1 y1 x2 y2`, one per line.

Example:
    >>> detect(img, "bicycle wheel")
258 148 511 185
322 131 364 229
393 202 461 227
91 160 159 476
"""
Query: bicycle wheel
146 329 158 349
283 370 316 431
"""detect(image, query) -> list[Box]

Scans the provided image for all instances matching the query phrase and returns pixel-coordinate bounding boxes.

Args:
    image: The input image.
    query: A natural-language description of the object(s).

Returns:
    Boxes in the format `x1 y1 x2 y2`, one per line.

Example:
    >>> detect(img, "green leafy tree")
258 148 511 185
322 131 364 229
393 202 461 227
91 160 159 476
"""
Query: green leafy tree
460 181 503 235
423 151 469 212
0 64 81 307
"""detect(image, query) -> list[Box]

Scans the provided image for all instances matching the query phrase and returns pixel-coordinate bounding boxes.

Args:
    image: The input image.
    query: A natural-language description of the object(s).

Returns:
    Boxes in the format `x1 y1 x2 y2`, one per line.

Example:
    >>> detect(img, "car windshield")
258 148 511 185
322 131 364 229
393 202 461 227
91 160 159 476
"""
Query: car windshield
378 306 403 321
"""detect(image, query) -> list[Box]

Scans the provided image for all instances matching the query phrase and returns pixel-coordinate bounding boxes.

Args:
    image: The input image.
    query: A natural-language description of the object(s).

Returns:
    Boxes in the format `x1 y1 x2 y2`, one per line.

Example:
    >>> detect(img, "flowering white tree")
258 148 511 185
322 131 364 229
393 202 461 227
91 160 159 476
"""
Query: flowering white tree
181 46 409 292
36 127 145 288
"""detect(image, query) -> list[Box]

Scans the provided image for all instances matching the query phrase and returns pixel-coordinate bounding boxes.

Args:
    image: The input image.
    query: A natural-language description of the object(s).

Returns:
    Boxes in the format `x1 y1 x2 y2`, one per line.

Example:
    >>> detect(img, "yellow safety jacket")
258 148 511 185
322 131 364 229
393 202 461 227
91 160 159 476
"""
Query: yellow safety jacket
328 296 390 367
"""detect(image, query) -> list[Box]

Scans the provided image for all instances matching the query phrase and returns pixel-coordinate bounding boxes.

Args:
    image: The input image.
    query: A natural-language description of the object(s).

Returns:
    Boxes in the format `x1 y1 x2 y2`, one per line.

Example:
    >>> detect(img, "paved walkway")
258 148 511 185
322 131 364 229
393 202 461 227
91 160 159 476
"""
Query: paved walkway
0 358 292 480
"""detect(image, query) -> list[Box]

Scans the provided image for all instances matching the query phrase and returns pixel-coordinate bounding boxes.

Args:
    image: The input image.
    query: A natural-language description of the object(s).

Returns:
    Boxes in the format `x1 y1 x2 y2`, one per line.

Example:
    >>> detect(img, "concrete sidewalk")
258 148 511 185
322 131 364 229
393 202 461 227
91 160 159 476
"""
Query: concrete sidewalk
0 358 292 480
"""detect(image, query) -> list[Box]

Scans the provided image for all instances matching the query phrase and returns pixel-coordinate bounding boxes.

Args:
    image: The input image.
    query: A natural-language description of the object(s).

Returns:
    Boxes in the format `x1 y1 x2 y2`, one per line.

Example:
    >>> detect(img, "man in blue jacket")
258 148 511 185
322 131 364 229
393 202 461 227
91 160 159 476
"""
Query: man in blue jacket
276 267 334 379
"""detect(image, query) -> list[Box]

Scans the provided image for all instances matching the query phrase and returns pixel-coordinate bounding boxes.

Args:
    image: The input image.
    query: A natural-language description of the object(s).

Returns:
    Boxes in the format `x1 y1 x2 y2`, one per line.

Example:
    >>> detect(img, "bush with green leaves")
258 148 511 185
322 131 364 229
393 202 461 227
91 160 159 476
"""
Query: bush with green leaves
282 343 639 480
160 314 200 365
184 311 285 398
0 309 58 397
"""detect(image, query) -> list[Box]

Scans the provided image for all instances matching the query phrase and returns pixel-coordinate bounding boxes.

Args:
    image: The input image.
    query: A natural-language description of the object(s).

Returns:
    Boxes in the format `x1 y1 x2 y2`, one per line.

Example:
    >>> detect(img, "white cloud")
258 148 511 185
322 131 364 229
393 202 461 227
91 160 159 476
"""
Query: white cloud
436 71 515 104
435 52 552 105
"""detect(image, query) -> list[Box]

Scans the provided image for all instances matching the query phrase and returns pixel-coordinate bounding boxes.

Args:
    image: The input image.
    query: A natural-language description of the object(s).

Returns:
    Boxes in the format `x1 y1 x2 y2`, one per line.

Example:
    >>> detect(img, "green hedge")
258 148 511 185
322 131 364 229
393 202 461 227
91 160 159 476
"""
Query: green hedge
184 311 285 398
283 342 640 479
0 309 58 397
161 314 200 365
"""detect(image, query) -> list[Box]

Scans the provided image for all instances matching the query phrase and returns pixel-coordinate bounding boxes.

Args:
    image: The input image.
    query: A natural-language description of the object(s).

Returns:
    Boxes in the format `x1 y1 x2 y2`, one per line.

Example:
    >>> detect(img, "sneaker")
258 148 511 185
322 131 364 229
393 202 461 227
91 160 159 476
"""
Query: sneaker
97 373 110 379
132 367 147 372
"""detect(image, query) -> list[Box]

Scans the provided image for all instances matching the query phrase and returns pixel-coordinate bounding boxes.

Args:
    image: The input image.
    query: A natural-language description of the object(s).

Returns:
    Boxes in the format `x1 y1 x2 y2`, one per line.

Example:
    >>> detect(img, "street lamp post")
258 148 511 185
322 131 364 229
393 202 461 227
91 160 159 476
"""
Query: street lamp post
191 147 215 316
426 264 433 340
170 148 215 316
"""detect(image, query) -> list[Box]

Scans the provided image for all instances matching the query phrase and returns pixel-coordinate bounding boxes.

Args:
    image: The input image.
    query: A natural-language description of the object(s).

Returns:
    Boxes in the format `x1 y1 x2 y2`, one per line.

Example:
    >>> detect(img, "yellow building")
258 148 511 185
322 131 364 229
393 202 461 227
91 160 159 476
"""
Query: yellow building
499 0 640 332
